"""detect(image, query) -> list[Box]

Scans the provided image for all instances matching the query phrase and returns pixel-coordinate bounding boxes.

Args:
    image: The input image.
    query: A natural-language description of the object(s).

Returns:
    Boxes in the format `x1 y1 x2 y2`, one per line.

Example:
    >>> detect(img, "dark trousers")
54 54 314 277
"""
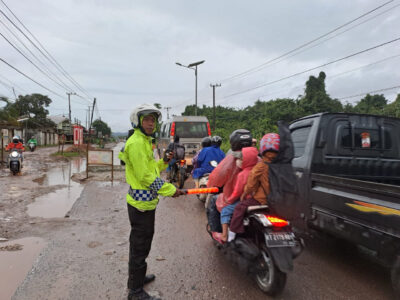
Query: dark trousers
230 198 260 233
127 204 155 290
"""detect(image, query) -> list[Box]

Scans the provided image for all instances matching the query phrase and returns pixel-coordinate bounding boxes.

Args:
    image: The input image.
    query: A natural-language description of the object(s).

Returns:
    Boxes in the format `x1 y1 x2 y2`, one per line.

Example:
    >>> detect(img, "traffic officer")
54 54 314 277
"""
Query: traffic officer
119 104 184 300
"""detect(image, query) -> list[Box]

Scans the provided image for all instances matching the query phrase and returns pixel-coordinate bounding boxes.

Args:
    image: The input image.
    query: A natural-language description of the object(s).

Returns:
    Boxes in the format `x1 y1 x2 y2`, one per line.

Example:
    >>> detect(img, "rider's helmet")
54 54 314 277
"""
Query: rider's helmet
211 136 222 147
129 104 162 135
229 129 252 151
201 137 212 148
12 135 20 143
259 133 280 155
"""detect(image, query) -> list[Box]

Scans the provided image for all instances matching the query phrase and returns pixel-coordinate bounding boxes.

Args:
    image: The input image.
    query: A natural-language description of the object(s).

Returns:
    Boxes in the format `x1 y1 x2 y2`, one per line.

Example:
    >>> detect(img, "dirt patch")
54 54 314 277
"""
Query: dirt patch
87 241 102 248
32 175 46 185
0 243 23 251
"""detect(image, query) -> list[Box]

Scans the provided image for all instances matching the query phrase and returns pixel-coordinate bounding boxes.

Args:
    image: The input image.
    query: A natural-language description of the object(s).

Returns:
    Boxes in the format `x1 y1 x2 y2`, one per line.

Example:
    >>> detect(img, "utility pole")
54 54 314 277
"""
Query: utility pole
66 92 76 133
210 83 221 131
164 106 171 119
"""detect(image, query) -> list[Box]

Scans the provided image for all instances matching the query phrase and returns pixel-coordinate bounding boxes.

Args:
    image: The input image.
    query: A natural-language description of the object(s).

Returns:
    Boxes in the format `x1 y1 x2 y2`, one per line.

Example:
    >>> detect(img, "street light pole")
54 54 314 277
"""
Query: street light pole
176 60 205 116
210 83 221 131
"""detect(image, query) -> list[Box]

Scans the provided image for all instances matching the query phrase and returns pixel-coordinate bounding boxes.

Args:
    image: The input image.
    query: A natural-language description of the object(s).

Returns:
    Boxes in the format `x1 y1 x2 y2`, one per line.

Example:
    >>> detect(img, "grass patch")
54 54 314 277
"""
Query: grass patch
51 151 82 157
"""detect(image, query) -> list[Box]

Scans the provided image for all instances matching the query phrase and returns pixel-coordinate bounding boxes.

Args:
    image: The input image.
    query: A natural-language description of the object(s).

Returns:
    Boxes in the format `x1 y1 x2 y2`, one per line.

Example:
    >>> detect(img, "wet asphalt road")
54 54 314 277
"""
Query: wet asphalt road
9 174 394 300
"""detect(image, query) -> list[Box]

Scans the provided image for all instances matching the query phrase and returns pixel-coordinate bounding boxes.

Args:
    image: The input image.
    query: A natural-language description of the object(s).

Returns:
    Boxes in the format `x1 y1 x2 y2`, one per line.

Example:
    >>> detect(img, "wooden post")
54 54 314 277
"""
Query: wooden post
86 141 89 179
111 150 114 184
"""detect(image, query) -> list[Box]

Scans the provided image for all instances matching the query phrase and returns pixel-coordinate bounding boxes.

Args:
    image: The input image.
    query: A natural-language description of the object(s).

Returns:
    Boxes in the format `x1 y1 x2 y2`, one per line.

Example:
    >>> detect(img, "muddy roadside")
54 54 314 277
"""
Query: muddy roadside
0 143 128 299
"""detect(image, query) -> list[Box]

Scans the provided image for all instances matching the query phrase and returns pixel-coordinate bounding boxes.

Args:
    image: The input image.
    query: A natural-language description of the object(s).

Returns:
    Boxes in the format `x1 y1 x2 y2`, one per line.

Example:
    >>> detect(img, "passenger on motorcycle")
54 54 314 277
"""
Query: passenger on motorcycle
206 129 253 241
220 146 258 242
192 136 225 188
230 133 280 234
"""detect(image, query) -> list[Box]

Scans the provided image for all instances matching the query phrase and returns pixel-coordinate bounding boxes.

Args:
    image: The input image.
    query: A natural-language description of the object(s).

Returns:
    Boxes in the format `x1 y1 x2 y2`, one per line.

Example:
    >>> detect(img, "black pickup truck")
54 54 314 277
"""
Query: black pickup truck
289 113 400 295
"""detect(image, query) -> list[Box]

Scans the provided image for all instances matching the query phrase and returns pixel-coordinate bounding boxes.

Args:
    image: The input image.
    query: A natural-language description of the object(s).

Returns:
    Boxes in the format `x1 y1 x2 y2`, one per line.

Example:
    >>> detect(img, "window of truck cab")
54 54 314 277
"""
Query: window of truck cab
291 126 312 158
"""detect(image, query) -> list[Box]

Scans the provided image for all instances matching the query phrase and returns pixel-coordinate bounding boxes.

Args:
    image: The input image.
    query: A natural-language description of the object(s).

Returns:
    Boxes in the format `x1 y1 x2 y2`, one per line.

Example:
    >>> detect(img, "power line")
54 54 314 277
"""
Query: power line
338 85 400 100
238 2 400 82
0 30 77 93
257 53 400 101
220 37 400 101
0 57 64 98
0 18 75 93
220 0 395 83
0 1 94 101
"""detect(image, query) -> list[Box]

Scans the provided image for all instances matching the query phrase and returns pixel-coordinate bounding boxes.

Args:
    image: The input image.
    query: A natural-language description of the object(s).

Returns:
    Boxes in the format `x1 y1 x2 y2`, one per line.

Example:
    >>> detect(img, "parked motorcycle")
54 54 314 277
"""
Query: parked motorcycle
8 149 23 175
28 142 36 152
205 193 302 296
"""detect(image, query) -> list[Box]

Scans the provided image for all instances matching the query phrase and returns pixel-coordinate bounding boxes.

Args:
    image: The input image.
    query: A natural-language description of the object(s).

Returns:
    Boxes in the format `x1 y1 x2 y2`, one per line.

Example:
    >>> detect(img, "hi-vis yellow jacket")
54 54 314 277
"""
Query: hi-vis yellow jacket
119 129 176 210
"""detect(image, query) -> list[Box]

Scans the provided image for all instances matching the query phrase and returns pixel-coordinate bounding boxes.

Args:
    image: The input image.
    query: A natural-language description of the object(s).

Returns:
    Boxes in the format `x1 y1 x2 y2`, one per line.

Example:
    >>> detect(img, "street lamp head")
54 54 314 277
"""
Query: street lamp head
188 60 205 68
175 62 183 66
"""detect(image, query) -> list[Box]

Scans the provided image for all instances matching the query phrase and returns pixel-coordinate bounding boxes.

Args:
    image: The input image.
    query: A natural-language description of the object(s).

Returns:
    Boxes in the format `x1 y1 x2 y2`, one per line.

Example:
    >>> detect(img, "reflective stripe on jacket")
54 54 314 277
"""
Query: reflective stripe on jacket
119 129 176 210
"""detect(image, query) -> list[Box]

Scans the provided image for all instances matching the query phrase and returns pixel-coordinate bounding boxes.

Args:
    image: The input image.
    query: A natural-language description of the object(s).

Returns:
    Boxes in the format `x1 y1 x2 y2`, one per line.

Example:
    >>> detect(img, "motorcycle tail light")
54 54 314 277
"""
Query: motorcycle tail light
264 215 289 227
180 159 186 164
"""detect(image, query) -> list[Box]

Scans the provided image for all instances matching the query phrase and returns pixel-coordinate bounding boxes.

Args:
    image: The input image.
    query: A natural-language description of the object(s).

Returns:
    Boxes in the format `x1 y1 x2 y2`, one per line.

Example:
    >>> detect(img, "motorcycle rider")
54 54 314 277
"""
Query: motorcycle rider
219 146 258 242
6 135 25 151
166 135 185 176
230 133 280 234
206 129 252 238
27 136 38 149
118 104 184 300
192 136 224 188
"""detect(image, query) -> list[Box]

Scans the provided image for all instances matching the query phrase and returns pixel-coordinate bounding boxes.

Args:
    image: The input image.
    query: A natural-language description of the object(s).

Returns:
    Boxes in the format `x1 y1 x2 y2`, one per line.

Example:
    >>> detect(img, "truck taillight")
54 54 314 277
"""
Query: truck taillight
170 122 175 136
207 122 211 136
265 215 289 227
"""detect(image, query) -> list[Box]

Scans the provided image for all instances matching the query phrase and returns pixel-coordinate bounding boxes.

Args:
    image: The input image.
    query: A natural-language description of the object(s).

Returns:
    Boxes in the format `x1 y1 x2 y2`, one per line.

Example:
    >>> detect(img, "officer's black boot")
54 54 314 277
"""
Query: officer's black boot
144 274 155 285
127 288 161 300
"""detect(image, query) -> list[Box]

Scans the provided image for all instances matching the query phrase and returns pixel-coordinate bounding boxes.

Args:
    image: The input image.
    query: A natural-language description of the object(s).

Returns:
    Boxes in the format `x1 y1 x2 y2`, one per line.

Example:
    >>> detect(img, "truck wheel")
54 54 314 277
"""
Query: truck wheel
255 247 287 296
391 257 400 298
178 168 185 189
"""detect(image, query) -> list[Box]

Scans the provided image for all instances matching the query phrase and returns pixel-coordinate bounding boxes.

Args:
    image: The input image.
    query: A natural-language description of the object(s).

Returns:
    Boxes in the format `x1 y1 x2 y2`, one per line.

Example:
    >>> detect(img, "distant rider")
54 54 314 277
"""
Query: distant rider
119 104 184 300
27 136 37 146
192 136 225 188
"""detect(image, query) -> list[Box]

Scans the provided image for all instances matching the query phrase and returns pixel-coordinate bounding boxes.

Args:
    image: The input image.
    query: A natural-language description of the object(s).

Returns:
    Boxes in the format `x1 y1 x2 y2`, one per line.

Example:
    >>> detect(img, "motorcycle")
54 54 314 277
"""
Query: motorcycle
8 149 23 175
28 142 36 152
196 161 218 204
169 159 187 189
204 191 302 296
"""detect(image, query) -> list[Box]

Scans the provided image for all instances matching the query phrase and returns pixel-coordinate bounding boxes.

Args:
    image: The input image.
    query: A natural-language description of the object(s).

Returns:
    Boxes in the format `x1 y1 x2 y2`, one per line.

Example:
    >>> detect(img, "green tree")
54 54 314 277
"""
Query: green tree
354 94 387 114
92 119 112 136
10 94 55 128
383 94 400 117
154 103 162 109
298 72 343 114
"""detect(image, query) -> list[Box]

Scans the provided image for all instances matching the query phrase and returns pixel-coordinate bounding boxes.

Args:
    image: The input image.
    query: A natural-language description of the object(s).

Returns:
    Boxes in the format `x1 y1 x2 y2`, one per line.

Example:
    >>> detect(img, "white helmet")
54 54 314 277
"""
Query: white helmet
130 104 162 128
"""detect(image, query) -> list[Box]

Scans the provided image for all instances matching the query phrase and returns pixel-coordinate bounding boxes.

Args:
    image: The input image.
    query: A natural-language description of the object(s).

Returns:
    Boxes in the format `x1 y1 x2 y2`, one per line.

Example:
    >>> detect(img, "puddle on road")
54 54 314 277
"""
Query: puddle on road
27 158 86 218
0 237 45 300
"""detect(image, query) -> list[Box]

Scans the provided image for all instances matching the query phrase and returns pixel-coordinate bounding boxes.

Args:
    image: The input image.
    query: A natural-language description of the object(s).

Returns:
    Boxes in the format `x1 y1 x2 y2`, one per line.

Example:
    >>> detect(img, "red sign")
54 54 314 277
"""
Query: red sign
73 125 83 145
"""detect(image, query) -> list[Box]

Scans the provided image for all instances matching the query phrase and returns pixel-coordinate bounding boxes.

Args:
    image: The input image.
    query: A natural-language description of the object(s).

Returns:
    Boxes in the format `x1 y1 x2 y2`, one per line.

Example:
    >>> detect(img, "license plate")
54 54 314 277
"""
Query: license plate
265 232 296 248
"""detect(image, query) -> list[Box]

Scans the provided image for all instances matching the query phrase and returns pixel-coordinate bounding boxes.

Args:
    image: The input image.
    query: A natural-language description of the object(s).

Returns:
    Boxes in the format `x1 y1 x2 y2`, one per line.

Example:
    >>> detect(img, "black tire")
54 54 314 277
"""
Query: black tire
178 167 185 189
391 257 400 299
255 247 287 296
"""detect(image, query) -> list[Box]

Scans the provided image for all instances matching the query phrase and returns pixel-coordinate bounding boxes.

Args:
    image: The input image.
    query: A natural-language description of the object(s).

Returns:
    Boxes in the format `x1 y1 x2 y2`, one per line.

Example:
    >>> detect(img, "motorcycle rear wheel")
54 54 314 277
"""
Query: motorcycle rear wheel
255 247 286 296
177 167 185 189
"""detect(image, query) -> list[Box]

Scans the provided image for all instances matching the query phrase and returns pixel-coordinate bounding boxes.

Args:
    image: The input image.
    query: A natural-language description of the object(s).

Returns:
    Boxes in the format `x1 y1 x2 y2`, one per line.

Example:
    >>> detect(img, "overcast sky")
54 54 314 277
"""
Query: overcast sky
0 0 399 132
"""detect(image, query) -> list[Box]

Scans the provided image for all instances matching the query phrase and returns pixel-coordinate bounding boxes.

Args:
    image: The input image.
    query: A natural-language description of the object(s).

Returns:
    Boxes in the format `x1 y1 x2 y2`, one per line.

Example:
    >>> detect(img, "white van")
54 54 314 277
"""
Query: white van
158 116 211 169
